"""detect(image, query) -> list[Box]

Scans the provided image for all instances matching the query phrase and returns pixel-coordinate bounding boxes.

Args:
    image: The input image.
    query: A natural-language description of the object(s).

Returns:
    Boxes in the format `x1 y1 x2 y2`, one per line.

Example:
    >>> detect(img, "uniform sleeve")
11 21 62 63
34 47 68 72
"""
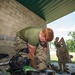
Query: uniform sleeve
28 35 39 46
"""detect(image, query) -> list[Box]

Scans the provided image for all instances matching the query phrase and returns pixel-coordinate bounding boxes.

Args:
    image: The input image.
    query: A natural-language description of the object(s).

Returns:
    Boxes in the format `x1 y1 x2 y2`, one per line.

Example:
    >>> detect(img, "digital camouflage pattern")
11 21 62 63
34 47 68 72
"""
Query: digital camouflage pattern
54 37 71 72
14 36 47 70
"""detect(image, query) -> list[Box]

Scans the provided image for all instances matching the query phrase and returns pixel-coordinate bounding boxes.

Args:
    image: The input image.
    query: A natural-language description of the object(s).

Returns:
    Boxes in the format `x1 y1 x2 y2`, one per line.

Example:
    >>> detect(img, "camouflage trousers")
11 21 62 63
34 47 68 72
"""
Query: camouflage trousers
14 36 47 70
56 47 71 72
56 47 66 71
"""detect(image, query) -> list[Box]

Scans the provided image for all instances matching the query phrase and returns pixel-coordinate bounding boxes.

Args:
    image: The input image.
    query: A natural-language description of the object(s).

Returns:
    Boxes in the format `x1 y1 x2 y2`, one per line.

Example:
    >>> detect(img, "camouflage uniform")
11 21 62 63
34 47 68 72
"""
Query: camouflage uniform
35 44 47 70
14 36 48 70
14 37 29 58
54 38 71 72
14 26 52 70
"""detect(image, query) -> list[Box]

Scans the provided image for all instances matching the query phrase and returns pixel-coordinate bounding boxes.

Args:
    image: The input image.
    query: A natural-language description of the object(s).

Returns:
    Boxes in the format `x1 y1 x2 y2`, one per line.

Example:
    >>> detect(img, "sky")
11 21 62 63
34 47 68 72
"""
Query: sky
47 11 75 41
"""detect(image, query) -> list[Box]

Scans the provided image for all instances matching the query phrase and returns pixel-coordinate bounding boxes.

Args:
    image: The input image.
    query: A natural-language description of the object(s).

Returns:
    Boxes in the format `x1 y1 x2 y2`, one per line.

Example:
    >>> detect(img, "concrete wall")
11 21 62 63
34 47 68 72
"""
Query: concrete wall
0 0 46 57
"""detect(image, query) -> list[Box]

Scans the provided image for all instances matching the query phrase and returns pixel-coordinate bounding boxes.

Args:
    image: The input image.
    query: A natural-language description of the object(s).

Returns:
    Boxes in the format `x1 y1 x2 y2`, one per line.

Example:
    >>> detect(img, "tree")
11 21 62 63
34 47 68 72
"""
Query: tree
66 31 75 52
68 31 75 40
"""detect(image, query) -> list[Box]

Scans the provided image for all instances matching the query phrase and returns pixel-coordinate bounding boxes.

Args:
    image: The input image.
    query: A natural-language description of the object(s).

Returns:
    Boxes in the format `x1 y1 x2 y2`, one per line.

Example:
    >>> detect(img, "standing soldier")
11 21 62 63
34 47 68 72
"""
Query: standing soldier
54 37 71 73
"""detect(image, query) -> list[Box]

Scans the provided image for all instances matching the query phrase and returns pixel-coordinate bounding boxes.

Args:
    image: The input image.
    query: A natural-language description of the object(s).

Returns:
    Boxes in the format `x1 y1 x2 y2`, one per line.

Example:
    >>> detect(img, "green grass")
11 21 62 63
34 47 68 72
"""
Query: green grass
50 54 58 63
50 52 75 63
69 52 75 63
